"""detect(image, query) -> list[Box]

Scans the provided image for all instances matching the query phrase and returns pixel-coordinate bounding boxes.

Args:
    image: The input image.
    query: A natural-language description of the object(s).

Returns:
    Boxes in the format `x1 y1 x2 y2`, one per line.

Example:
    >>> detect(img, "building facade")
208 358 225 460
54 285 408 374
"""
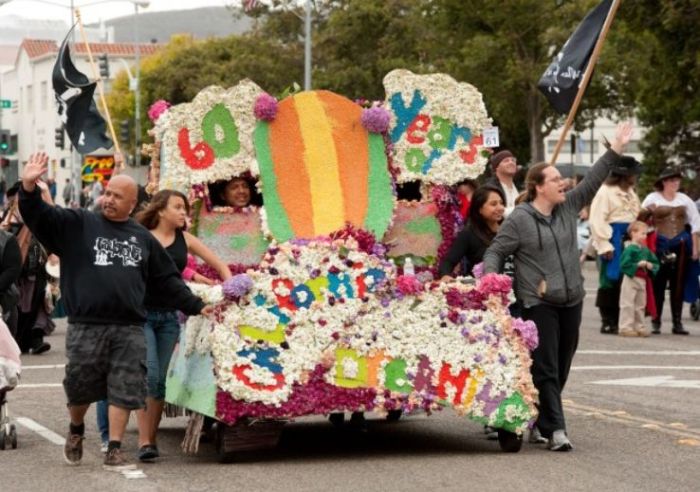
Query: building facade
0 38 159 202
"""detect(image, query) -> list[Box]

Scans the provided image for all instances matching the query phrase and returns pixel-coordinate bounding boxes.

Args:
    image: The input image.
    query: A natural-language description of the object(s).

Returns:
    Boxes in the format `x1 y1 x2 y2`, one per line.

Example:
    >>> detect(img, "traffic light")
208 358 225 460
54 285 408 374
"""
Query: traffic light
98 53 109 79
120 119 129 144
55 127 65 150
0 130 9 154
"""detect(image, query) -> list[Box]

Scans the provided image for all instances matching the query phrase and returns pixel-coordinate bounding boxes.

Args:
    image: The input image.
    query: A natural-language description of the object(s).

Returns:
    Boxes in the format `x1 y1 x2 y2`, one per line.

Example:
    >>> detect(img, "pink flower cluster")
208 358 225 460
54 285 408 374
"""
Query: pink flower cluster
478 273 512 306
254 93 278 121
360 106 391 134
512 318 539 350
396 274 423 296
147 99 171 123
329 223 378 255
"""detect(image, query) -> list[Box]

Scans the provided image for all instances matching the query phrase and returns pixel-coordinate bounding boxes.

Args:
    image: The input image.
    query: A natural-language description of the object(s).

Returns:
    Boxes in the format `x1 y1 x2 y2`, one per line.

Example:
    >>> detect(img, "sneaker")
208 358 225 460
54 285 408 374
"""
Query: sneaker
100 441 109 454
63 432 84 465
137 444 159 462
549 429 573 452
618 330 638 337
635 329 650 338
103 447 137 471
651 320 661 334
29 342 51 355
528 426 548 444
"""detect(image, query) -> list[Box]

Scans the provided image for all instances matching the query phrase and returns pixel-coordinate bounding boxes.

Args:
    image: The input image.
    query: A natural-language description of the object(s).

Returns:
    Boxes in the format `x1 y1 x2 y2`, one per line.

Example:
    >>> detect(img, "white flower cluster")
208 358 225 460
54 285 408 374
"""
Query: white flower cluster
205 238 536 429
156 80 264 190
383 69 492 185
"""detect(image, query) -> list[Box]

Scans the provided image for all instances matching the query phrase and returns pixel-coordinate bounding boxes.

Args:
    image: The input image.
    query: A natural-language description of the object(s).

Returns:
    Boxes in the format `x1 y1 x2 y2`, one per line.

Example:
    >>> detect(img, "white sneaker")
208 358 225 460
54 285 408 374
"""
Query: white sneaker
100 441 109 454
549 429 573 451
528 426 548 444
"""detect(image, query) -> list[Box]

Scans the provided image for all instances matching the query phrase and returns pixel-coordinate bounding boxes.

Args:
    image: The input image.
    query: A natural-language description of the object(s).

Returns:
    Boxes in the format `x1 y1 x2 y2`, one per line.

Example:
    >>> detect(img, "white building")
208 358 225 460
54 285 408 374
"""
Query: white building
0 38 159 201
544 116 646 177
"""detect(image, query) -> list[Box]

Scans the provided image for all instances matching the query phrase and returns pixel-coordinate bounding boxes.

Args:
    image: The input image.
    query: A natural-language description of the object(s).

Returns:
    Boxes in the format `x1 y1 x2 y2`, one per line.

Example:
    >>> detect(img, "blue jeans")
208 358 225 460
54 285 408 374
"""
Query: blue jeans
144 310 181 400
96 399 109 443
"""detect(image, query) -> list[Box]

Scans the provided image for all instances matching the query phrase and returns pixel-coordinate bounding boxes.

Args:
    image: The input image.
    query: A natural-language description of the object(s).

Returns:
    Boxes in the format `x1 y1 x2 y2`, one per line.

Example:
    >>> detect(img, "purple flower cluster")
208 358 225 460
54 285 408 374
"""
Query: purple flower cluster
512 318 539 350
147 99 171 123
222 274 254 299
254 93 279 121
471 262 485 279
360 106 391 134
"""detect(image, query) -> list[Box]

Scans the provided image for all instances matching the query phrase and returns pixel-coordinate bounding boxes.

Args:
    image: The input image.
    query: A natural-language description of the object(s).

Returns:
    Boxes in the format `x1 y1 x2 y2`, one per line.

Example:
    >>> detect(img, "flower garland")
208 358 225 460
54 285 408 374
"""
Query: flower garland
431 185 462 274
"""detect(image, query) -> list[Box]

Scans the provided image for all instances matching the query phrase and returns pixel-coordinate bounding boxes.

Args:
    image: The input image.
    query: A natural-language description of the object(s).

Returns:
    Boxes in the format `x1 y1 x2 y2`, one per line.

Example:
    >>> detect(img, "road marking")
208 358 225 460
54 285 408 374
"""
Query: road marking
573 365 700 371
15 383 63 388
15 417 65 445
564 400 700 441
577 350 700 355
677 438 700 447
21 364 65 370
589 375 700 388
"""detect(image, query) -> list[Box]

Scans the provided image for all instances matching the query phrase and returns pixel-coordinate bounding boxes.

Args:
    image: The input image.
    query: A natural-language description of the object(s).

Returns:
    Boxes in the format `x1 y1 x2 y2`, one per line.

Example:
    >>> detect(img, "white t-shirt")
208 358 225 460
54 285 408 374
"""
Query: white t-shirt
641 191 700 234
501 181 519 217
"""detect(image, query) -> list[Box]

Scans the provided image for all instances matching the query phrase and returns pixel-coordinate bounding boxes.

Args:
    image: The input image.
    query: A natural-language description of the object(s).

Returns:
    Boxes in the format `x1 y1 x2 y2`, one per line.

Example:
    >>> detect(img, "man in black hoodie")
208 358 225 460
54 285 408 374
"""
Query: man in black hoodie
19 152 211 471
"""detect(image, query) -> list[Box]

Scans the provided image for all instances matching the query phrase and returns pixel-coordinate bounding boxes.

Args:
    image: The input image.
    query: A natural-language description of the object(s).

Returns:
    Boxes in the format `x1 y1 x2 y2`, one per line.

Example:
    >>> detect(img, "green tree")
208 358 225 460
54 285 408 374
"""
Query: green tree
107 32 303 159
617 1 700 197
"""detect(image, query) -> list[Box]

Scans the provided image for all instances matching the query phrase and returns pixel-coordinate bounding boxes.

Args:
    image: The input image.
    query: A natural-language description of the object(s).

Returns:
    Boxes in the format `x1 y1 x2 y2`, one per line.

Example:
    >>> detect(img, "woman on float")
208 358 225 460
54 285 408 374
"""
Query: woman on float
482 123 633 452
439 184 506 278
135 190 232 461
588 157 642 335
640 168 700 335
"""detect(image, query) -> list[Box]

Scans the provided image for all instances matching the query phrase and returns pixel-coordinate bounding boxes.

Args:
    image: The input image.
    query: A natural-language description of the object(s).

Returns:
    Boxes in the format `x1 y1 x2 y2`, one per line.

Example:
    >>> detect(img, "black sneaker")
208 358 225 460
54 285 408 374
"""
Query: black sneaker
29 342 51 355
63 432 84 465
651 320 661 334
103 447 137 471
137 444 159 462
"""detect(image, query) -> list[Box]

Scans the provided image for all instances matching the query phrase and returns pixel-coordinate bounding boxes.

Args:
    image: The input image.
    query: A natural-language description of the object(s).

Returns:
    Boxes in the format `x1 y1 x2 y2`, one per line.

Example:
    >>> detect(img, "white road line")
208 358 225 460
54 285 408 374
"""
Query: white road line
15 383 63 388
572 365 700 371
577 350 700 355
21 364 65 370
15 417 65 445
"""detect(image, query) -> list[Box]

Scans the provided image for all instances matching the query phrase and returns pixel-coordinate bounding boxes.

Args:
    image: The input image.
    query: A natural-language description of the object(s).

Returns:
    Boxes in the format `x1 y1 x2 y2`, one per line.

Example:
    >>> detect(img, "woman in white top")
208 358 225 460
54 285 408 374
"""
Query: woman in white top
640 168 700 334
588 157 642 334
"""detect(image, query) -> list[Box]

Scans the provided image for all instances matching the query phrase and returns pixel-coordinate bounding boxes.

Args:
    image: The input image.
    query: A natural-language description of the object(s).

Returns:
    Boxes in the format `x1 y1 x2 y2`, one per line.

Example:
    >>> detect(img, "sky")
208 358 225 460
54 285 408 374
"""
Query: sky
0 0 234 24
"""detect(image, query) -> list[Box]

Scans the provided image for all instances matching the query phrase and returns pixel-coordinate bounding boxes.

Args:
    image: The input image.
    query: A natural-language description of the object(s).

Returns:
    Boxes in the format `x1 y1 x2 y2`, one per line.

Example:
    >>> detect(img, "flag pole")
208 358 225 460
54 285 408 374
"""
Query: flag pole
549 0 621 166
74 9 122 165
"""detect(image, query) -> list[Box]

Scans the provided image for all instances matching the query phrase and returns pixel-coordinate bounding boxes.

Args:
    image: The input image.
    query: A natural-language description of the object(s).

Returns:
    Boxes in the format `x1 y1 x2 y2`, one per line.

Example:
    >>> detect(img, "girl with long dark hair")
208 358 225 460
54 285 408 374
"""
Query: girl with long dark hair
439 185 506 278
134 190 231 461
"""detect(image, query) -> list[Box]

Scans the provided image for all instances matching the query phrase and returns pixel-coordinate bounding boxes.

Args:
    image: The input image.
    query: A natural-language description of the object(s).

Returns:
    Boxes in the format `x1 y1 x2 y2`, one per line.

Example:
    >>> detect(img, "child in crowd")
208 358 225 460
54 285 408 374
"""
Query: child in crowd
618 221 659 337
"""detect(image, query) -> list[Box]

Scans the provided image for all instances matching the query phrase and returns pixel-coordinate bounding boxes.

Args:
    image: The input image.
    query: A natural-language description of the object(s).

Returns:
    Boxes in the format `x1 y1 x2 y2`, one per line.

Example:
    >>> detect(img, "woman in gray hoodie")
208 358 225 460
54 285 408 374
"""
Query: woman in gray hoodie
483 123 633 451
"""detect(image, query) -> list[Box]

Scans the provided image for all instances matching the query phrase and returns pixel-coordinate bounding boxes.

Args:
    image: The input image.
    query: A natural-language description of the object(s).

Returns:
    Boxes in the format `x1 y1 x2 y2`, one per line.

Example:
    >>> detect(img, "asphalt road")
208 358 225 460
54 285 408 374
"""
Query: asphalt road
2 262 700 492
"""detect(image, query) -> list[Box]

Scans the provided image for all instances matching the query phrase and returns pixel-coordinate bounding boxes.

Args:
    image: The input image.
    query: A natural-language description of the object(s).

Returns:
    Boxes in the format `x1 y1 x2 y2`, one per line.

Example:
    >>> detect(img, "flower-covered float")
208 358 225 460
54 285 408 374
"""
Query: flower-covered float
144 70 538 460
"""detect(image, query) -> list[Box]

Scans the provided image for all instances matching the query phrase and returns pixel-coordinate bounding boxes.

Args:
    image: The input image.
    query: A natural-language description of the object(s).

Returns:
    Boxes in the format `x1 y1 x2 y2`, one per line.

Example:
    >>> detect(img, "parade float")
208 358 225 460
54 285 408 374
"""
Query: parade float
144 70 539 461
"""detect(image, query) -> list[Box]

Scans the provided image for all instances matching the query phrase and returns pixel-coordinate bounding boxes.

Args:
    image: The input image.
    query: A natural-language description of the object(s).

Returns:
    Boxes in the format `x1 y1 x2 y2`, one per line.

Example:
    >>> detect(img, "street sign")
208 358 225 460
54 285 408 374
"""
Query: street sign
0 99 11 109
483 126 500 148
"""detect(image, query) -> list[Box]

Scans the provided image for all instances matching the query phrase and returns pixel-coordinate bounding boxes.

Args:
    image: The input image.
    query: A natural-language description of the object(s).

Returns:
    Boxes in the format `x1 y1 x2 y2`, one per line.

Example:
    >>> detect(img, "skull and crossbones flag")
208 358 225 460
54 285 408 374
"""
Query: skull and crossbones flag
52 24 113 154
537 0 613 114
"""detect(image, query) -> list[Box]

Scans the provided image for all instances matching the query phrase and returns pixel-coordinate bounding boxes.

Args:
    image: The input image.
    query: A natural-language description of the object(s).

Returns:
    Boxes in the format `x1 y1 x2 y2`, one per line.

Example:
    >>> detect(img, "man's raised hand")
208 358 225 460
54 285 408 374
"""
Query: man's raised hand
22 152 49 192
